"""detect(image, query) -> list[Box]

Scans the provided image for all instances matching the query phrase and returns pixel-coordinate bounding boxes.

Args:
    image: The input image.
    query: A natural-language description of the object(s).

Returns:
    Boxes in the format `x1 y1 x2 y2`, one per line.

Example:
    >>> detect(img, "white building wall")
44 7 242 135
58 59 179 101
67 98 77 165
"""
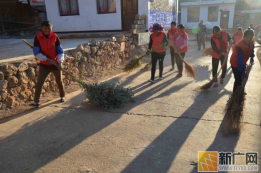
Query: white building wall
138 0 149 30
181 3 235 29
45 0 122 32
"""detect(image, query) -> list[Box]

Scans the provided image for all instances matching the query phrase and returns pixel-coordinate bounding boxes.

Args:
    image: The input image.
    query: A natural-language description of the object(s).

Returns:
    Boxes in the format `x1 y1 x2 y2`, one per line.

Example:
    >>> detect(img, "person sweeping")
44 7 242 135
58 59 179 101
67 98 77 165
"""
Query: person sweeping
223 28 255 135
31 21 65 107
173 24 188 78
211 26 233 87
147 23 168 83
167 21 178 71
230 28 255 93
233 27 243 45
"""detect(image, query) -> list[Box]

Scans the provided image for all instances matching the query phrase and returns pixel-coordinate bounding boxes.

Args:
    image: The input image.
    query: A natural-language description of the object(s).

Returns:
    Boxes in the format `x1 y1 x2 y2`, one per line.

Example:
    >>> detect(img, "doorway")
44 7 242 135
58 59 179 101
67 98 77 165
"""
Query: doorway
220 10 229 29
121 0 138 31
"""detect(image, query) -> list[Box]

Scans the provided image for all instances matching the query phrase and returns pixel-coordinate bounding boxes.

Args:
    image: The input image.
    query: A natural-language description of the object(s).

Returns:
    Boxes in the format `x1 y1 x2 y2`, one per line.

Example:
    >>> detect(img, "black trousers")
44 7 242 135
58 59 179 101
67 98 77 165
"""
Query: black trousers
212 56 227 82
170 47 175 68
232 66 243 92
174 52 185 73
151 52 165 80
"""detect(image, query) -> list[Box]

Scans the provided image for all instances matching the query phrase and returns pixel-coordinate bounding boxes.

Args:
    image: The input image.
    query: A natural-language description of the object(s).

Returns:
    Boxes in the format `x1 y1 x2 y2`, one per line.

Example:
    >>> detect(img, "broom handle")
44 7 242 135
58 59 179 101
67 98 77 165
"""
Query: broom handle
215 45 232 78
138 43 167 61
241 63 253 88
168 40 189 65
21 39 86 86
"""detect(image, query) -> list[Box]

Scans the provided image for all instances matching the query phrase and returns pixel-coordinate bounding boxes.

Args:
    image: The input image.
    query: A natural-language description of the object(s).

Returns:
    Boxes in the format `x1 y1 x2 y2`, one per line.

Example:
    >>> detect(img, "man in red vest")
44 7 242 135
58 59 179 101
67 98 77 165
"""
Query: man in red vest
167 21 178 71
230 28 255 93
211 26 234 87
31 21 65 107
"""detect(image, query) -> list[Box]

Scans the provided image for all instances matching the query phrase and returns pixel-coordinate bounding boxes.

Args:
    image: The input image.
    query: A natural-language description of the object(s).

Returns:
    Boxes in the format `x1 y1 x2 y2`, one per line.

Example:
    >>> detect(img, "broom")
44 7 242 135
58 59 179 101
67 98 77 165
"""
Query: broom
202 46 212 56
142 45 170 71
168 39 196 78
197 46 232 90
124 43 167 72
223 63 253 135
22 39 134 109
142 60 152 71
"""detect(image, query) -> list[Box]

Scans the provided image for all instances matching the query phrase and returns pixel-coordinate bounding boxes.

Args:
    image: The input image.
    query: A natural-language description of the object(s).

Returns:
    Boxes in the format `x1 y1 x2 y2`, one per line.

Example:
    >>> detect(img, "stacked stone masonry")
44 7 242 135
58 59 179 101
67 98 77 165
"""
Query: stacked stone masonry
129 15 147 34
0 33 147 111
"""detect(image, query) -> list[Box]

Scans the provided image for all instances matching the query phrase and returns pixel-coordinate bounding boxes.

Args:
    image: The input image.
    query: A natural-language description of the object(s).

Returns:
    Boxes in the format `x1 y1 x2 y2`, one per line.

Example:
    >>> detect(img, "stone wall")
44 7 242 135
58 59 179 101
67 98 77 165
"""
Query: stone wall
0 33 147 112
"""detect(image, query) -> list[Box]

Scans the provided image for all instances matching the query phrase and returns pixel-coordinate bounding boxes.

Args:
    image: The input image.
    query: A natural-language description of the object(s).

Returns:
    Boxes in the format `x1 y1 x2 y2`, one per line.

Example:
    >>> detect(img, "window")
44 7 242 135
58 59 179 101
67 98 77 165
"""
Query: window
187 7 200 23
58 0 79 16
208 6 218 22
97 0 116 14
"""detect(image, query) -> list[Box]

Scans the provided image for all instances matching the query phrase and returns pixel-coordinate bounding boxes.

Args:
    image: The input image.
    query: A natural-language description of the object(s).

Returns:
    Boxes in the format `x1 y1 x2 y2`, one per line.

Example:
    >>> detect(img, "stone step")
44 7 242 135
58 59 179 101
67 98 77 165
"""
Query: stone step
132 24 146 29
135 15 146 20
129 29 146 34
134 20 146 25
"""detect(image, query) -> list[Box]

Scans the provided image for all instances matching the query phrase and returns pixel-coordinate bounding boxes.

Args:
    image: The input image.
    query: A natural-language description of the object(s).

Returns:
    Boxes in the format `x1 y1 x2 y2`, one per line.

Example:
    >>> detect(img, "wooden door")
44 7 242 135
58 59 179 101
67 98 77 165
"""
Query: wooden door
121 0 138 31
220 10 229 29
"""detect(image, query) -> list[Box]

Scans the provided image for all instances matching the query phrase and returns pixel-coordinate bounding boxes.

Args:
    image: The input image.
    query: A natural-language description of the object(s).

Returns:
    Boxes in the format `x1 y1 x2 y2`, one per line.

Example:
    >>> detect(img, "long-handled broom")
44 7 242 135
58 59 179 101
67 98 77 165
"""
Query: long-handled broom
22 39 134 110
124 43 167 72
223 63 253 135
197 46 232 90
168 40 196 78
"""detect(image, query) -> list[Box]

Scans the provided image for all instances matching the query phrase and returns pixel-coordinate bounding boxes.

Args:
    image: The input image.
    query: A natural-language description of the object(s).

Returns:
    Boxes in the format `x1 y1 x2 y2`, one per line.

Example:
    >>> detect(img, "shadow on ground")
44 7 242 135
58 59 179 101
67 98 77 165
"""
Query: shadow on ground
0 65 237 173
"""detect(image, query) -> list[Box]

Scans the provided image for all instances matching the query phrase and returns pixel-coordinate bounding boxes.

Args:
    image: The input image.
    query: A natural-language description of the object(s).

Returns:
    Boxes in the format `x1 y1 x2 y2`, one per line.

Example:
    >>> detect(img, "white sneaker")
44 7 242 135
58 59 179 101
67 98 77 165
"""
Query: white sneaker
148 79 154 83
159 77 163 80
61 97 66 102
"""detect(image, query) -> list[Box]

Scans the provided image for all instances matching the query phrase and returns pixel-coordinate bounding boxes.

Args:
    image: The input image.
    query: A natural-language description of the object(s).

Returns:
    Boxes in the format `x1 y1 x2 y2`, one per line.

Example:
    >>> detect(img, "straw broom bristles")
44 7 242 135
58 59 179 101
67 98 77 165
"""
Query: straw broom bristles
142 60 152 71
168 40 196 79
22 39 134 109
197 46 232 91
124 43 167 72
202 46 212 56
223 63 253 135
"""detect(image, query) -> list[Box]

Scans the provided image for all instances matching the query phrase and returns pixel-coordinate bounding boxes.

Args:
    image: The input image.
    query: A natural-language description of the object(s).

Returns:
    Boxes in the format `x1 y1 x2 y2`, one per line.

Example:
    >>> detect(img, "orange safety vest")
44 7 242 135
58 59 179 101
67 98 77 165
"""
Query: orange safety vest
151 32 166 53
174 31 188 53
168 28 178 41
36 31 58 65
211 31 229 59
233 32 243 44
230 39 254 67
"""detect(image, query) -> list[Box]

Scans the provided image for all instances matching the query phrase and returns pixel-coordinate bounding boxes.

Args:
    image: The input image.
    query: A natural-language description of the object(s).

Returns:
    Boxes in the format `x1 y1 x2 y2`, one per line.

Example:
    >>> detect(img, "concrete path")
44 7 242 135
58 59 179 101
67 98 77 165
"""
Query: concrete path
0 38 108 63
0 41 260 173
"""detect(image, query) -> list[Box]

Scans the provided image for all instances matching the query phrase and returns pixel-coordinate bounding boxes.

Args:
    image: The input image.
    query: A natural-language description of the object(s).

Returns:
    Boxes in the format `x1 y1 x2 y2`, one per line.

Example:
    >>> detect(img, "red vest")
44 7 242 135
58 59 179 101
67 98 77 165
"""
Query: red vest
151 32 166 53
233 32 243 44
168 28 178 41
174 31 188 53
36 31 58 65
211 31 229 59
230 40 254 67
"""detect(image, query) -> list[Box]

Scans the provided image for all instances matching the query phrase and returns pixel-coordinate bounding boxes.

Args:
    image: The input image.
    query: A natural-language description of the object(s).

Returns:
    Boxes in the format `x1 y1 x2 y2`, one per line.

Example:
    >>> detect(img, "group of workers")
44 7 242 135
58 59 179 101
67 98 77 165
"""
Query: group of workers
30 20 255 106
147 21 255 94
